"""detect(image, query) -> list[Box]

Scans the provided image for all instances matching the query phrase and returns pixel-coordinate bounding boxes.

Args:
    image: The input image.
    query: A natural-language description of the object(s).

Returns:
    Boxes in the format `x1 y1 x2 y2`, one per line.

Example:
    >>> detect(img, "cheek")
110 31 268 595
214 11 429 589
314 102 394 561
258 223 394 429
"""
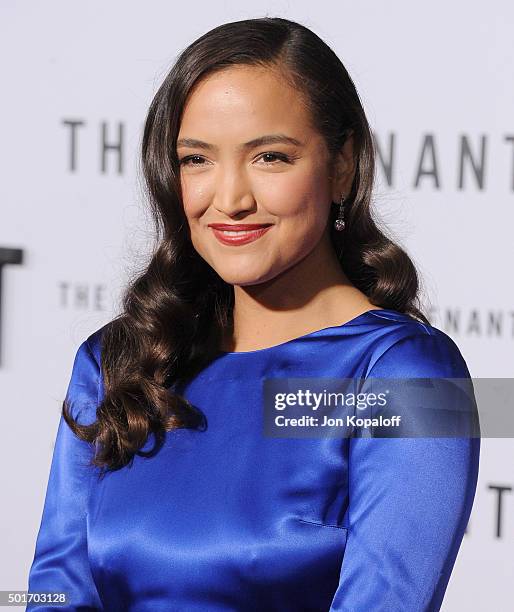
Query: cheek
181 198 207 257
269 173 330 234
182 195 209 253
180 169 210 214
181 189 205 221
284 200 329 255
185 213 205 255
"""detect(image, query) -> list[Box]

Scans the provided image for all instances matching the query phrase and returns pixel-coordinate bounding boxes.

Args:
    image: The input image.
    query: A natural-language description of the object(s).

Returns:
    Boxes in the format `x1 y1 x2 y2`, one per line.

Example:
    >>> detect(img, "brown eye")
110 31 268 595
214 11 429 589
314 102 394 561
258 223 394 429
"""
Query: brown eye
258 152 291 164
179 155 206 166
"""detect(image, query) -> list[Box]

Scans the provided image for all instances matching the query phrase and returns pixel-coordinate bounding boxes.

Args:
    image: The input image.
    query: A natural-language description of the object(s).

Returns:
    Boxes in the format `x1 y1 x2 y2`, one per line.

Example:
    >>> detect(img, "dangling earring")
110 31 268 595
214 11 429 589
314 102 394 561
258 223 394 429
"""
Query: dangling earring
334 194 346 231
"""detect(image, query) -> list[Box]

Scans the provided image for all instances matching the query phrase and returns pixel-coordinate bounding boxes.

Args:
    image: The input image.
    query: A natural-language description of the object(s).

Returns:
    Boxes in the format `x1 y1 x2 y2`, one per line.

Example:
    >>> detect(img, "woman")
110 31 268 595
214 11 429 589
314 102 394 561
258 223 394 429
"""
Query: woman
26 16 480 611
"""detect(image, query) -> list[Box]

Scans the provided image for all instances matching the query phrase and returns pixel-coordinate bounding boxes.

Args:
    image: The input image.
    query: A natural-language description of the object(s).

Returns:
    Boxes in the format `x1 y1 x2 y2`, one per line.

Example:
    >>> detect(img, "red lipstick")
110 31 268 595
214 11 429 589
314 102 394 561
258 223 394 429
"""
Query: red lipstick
208 223 273 246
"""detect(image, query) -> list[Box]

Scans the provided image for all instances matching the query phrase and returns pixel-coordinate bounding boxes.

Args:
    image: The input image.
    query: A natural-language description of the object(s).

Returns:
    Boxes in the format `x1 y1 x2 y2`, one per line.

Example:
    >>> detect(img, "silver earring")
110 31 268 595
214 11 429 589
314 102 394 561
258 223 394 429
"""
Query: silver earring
334 194 346 231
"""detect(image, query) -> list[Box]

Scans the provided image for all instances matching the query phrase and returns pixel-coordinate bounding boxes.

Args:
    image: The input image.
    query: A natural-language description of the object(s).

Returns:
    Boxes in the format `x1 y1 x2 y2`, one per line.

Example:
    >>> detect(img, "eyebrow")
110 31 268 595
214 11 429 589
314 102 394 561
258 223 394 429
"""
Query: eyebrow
176 133 304 151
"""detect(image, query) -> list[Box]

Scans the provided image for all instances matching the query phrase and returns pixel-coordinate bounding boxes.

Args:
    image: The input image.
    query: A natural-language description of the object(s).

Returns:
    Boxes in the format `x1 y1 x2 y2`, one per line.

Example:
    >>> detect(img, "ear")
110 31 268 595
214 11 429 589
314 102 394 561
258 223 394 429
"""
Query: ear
330 132 355 202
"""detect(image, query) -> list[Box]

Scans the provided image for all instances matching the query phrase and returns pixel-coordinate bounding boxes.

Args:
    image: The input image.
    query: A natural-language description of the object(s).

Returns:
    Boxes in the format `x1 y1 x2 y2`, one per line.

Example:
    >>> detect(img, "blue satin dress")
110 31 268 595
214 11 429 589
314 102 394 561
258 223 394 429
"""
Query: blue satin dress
26 308 480 611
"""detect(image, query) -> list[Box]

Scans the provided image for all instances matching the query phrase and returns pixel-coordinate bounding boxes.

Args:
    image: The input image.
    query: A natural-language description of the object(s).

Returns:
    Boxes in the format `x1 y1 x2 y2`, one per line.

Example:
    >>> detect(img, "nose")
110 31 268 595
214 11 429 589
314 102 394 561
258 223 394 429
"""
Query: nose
213 194 257 218
212 171 257 217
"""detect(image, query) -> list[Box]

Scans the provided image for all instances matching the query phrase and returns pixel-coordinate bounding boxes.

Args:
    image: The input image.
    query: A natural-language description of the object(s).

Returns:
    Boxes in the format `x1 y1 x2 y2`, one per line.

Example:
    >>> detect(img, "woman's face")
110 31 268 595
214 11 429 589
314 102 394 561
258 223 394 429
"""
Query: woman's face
176 64 352 286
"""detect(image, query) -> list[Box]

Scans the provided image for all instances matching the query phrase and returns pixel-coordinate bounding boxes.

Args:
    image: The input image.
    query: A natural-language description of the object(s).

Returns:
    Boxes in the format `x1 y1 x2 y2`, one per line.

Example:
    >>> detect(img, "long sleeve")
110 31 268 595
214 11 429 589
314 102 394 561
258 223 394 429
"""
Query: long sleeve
329 330 480 612
26 338 104 611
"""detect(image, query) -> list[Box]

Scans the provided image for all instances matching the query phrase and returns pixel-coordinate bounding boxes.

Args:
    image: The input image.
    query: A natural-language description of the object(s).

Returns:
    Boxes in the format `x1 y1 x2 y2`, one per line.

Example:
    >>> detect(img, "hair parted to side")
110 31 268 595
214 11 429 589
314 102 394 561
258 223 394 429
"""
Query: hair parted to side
62 16 430 472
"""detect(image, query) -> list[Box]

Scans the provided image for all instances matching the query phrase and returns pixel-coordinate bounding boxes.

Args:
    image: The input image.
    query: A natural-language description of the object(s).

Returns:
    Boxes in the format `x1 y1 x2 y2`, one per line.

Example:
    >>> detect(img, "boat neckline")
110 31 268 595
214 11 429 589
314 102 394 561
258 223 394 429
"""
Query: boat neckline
216 308 400 356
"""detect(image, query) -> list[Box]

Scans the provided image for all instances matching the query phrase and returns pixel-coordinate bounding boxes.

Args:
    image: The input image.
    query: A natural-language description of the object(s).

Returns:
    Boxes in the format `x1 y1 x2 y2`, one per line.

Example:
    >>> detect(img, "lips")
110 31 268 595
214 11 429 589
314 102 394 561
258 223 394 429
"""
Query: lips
208 223 273 246
208 223 272 230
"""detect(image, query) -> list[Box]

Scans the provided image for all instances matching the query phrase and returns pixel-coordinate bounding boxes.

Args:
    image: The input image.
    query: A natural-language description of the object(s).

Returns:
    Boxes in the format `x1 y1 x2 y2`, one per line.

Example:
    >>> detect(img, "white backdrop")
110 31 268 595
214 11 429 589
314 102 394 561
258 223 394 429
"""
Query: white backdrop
1 1 512 610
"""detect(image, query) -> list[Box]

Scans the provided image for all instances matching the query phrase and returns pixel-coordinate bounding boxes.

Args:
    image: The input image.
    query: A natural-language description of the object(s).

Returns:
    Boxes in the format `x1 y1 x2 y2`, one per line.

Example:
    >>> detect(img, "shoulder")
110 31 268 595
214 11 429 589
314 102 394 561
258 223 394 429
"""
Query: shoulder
366 315 471 379
70 321 109 383
84 322 109 368
67 323 110 423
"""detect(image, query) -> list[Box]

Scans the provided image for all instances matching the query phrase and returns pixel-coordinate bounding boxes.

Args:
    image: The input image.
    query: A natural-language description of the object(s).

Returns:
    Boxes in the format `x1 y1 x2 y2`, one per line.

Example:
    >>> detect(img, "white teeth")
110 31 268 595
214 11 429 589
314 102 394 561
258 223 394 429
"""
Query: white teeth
219 229 260 236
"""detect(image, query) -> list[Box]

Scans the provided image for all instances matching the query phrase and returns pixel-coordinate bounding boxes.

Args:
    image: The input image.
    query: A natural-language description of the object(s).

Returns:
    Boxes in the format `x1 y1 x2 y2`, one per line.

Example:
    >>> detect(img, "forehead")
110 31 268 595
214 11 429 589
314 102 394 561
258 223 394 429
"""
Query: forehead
178 65 317 141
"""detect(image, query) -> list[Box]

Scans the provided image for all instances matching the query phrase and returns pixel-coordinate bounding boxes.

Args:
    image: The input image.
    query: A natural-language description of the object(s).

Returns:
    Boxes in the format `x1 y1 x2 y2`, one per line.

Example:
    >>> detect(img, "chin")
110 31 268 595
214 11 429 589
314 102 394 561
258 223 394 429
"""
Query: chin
215 266 276 287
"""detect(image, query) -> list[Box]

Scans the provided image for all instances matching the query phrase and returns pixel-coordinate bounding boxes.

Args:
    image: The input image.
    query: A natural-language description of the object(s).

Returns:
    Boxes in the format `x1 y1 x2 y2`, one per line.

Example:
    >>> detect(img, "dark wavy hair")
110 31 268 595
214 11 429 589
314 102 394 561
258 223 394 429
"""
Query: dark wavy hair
62 16 429 472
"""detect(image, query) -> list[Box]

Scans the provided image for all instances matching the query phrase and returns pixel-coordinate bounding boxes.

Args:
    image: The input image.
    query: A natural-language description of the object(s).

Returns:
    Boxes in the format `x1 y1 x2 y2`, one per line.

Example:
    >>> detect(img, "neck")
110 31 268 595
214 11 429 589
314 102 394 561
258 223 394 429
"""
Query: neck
222 232 377 352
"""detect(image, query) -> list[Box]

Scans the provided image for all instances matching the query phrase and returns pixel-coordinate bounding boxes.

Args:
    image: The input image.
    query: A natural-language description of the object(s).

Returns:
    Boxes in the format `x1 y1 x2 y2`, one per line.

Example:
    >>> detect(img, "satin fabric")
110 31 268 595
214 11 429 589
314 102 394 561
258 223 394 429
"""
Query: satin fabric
26 308 480 611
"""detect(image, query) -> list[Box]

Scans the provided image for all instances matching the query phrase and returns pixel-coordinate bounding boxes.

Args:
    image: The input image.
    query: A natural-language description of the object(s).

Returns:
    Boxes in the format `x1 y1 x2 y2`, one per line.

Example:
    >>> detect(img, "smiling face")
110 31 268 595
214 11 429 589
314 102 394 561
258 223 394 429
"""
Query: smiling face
176 64 352 286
